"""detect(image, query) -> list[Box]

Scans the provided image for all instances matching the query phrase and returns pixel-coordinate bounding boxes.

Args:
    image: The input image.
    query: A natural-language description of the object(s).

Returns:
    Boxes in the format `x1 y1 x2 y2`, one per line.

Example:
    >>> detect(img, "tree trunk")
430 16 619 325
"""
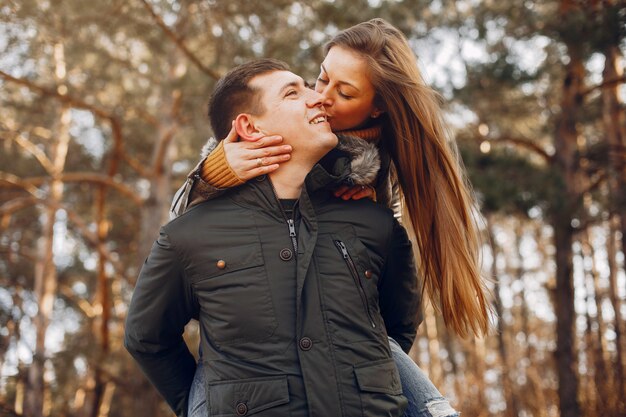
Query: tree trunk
487 216 519 417
89 107 121 417
601 44 626 414
601 45 626 256
607 217 625 414
13 290 25 416
423 301 443 387
515 221 554 417
552 219 580 417
581 301 596 416
25 43 71 417
579 232 605 415
26 110 71 417
136 89 181 267
471 337 488 417
442 329 462 405
552 4 584 415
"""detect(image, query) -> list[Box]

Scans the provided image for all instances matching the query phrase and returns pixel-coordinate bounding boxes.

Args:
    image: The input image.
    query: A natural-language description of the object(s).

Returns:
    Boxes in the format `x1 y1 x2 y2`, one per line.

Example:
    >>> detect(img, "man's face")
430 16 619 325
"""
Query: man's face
249 70 338 160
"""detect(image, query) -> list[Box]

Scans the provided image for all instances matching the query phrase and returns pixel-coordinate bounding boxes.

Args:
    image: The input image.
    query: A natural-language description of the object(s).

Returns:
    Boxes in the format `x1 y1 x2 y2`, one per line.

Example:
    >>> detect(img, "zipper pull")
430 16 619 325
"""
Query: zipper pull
287 219 298 252
287 219 296 237
336 241 349 259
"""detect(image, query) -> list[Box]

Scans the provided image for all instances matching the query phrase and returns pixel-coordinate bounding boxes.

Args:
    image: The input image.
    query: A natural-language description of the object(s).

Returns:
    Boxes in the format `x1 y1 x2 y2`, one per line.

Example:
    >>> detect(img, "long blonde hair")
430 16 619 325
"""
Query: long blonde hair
326 19 490 337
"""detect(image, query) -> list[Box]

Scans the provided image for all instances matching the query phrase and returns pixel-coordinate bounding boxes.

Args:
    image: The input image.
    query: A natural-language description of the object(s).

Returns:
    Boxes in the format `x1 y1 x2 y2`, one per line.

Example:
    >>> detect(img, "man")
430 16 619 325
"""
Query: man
125 59 419 417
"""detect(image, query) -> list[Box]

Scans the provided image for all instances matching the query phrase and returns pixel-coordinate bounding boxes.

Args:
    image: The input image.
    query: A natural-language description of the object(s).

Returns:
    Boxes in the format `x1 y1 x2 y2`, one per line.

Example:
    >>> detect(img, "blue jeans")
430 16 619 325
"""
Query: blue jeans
387 338 459 417
188 337 459 417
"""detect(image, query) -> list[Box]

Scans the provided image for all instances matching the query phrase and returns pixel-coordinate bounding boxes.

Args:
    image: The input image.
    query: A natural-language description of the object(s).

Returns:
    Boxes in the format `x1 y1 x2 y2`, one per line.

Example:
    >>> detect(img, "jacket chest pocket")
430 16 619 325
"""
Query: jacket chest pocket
315 230 384 342
333 239 377 329
191 241 278 347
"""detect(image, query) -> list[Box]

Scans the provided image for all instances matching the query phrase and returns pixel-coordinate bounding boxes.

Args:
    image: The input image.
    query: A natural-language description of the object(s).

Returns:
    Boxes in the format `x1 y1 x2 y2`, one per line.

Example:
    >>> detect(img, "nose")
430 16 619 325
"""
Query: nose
306 88 325 108
317 84 333 107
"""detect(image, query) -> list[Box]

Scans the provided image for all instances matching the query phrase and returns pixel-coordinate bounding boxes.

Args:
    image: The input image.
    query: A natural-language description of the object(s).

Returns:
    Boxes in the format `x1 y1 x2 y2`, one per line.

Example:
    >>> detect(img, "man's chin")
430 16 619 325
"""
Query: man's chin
310 134 338 158
322 132 339 149
311 130 337 145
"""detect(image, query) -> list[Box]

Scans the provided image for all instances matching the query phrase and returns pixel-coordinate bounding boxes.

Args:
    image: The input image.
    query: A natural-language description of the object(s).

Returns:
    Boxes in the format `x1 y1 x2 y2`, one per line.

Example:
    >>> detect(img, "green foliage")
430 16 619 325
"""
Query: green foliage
460 141 562 217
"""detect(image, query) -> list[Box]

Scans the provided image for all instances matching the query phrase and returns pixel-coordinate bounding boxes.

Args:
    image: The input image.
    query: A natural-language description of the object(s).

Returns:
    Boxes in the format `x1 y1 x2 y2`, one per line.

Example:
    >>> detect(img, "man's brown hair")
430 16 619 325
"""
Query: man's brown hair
208 59 290 139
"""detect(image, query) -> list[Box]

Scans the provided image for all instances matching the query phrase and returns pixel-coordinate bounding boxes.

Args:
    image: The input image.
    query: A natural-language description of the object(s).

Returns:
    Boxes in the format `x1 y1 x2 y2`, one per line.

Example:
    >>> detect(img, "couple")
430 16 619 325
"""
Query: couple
126 19 488 417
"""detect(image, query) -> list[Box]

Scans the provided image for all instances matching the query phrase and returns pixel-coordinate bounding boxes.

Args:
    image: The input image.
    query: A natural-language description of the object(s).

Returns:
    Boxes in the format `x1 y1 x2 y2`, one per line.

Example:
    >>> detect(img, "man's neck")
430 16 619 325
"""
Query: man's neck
268 160 315 199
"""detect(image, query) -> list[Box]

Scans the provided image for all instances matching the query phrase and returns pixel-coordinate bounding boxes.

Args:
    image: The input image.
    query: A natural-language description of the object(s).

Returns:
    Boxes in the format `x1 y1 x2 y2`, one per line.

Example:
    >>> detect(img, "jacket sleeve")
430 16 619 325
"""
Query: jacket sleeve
124 229 198 417
378 218 422 353
170 157 227 220
170 137 241 219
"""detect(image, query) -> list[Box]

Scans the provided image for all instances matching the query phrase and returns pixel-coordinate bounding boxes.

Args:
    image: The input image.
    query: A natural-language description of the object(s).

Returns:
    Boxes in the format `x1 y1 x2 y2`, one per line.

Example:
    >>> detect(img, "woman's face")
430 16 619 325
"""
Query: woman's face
315 46 382 132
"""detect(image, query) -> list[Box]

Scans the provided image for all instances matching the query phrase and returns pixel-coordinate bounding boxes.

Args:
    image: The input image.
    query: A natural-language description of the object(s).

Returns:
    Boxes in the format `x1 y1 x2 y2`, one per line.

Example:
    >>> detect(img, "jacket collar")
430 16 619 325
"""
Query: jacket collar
228 155 347 218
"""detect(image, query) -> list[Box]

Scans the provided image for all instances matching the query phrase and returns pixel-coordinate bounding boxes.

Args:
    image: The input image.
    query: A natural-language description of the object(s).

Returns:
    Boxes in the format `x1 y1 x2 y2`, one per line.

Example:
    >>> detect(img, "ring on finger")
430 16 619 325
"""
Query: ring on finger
256 158 263 167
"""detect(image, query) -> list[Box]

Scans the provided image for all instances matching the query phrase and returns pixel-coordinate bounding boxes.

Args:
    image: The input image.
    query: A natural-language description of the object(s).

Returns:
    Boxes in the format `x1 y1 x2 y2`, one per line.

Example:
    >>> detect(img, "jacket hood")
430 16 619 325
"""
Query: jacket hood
200 133 380 187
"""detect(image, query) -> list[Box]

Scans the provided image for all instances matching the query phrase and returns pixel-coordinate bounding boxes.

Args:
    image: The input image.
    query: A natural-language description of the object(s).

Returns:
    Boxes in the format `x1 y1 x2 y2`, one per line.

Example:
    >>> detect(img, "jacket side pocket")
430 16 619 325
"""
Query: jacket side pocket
208 376 290 417
354 359 407 417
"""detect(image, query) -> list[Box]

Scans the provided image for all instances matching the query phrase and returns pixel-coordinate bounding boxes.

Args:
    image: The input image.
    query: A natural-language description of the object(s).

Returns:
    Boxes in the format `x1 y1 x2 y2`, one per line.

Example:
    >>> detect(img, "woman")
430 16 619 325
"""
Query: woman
176 19 488 417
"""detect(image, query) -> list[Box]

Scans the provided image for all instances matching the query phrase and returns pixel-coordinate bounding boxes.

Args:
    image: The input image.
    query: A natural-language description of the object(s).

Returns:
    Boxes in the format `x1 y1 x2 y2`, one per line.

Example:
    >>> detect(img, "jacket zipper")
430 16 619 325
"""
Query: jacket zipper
268 180 299 252
334 240 376 328
286 218 297 252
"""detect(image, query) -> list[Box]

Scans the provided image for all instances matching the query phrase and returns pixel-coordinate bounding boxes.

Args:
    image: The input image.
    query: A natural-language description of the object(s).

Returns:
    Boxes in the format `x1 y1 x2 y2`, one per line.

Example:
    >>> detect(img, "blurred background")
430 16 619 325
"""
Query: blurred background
1 1 624 416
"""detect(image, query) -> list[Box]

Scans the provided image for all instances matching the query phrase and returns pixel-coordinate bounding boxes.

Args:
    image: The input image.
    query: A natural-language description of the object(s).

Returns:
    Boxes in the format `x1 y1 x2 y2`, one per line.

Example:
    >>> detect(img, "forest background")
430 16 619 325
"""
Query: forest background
1 1 625 416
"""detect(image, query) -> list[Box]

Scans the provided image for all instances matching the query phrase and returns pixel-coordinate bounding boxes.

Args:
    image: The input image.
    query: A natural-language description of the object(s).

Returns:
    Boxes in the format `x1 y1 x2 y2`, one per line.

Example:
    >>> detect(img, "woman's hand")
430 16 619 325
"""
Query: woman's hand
223 122 292 180
333 185 376 201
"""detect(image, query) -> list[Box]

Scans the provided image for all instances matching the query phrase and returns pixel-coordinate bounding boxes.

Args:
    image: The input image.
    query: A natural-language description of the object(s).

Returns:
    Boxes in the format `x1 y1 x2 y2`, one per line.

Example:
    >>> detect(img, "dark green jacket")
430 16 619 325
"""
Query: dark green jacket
125 161 420 417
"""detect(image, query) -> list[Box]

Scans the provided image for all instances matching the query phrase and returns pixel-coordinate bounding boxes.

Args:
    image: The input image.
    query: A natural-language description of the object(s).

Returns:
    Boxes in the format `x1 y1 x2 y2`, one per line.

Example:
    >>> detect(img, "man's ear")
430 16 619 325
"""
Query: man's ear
234 114 264 142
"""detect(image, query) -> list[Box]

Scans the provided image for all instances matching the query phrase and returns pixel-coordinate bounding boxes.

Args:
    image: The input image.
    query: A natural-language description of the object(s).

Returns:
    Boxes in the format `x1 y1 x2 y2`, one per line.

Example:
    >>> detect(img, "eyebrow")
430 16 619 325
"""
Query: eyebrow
278 78 305 95
320 64 361 93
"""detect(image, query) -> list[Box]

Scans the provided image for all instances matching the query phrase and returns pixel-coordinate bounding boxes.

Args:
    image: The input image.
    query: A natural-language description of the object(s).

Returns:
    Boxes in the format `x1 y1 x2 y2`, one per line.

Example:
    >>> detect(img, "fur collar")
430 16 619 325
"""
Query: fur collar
334 133 380 185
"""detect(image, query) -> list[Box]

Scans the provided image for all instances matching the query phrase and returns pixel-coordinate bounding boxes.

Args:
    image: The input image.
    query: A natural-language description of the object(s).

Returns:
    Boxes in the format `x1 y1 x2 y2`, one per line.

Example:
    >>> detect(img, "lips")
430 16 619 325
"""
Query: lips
308 113 328 125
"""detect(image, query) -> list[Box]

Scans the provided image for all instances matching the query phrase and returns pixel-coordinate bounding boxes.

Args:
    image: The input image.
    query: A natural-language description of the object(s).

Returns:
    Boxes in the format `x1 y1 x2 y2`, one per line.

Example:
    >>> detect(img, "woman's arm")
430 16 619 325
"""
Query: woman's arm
170 124 291 219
